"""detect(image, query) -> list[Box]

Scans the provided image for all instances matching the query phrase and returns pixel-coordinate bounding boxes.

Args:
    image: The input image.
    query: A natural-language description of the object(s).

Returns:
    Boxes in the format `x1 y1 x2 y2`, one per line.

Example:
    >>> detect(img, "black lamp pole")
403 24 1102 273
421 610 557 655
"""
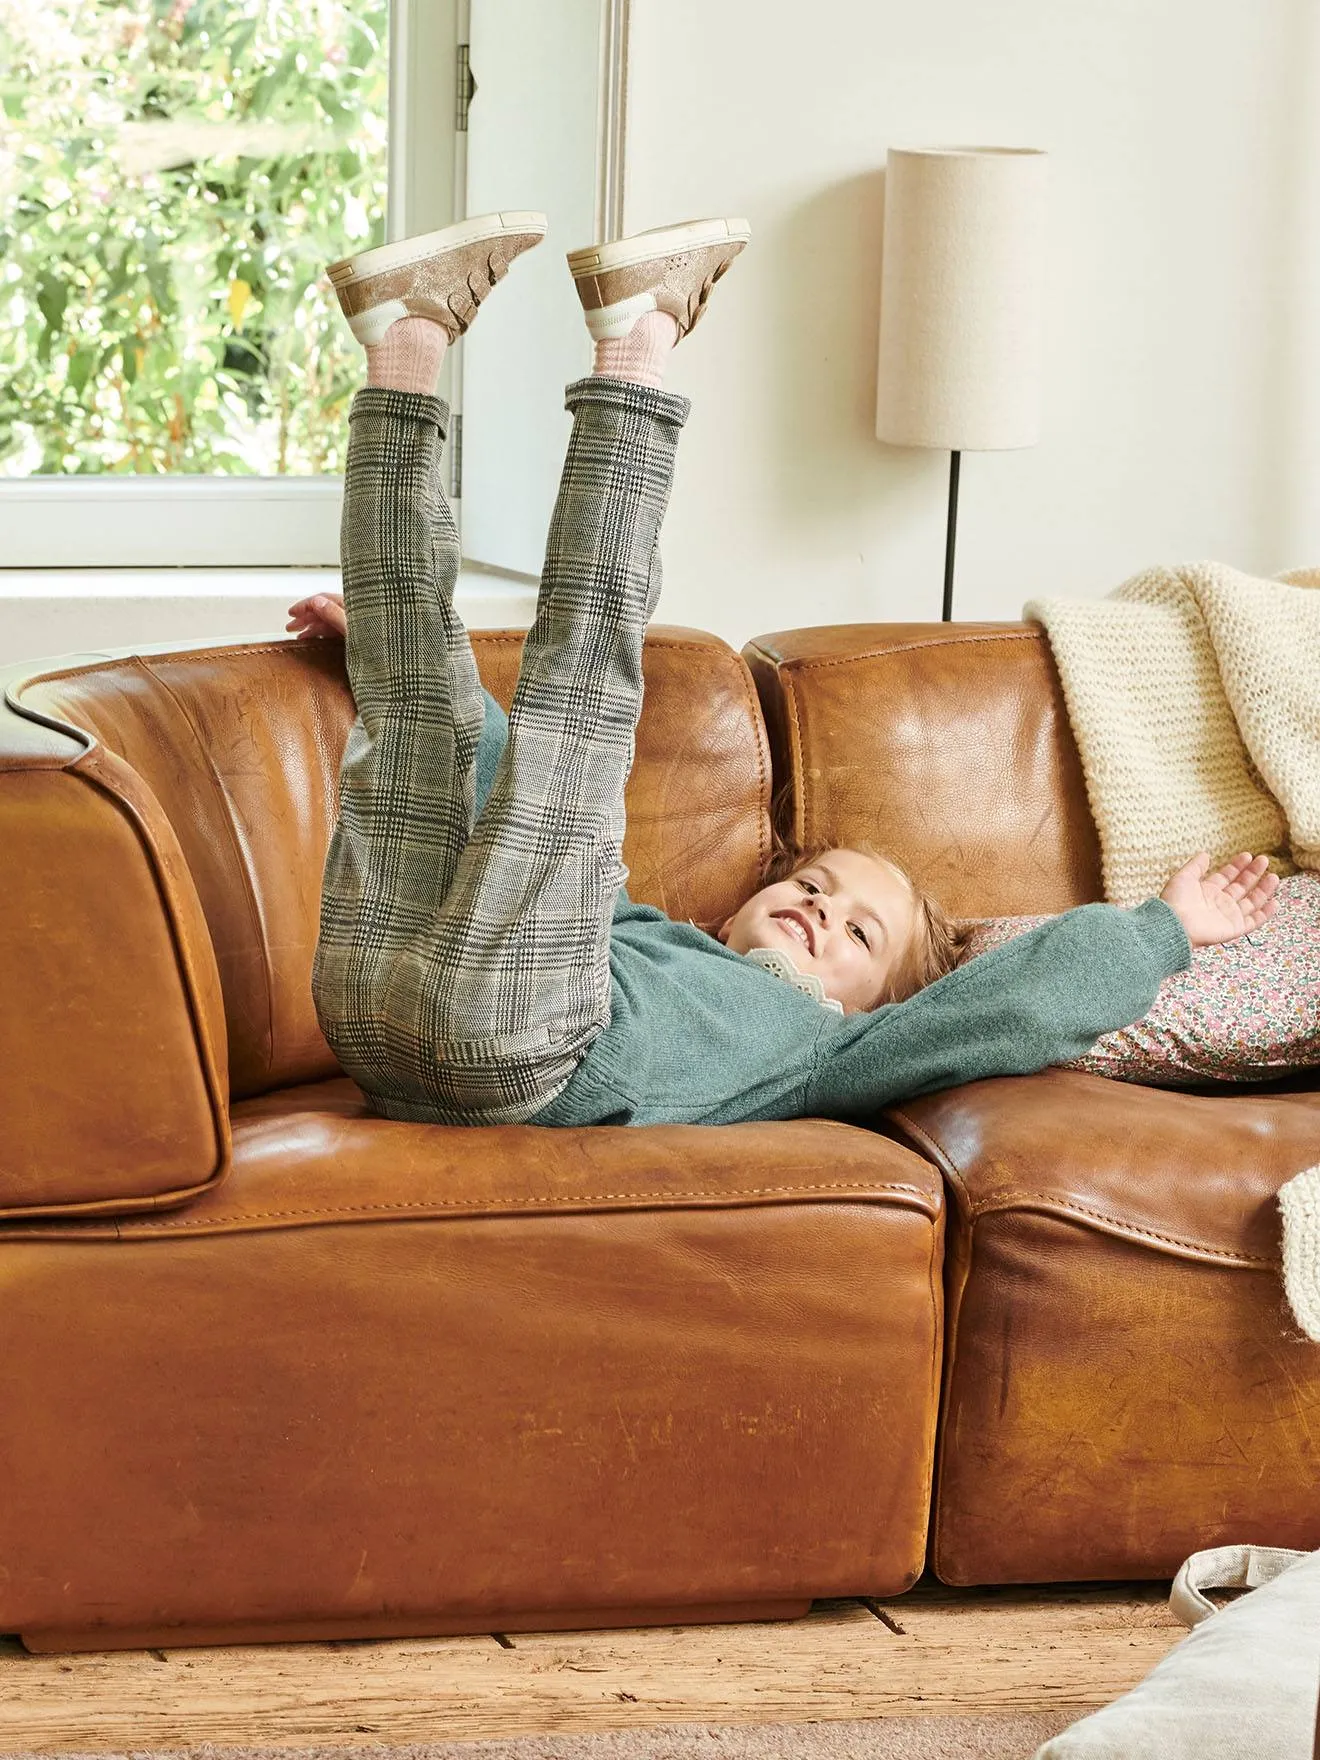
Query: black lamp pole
942 449 961 623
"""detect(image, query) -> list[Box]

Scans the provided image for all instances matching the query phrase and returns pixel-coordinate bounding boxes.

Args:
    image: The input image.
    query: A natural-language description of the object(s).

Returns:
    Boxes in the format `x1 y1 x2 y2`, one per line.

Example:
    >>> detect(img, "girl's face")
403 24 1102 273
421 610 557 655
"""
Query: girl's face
718 847 919 1014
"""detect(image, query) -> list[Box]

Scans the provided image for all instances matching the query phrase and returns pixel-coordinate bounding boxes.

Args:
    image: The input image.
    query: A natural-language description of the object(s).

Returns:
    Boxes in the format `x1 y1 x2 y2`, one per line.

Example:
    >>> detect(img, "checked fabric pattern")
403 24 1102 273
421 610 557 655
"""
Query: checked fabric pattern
312 376 690 1124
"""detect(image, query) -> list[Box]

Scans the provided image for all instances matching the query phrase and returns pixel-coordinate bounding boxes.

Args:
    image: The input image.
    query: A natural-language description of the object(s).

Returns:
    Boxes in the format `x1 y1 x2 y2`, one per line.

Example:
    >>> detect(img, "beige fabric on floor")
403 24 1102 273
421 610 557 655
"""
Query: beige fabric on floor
1025 561 1320 908
0 1717 1081 1760
1031 1545 1320 1758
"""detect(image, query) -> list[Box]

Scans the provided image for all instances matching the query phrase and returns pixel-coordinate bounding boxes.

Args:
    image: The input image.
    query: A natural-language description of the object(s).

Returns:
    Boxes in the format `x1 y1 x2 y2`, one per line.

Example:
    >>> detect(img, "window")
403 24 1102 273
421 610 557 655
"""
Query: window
0 0 624 571
1 0 410 563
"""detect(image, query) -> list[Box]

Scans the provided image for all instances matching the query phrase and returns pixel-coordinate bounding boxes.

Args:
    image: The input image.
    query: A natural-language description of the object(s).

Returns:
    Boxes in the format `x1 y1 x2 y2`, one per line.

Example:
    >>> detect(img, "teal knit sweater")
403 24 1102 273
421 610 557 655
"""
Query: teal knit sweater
471 691 1191 1127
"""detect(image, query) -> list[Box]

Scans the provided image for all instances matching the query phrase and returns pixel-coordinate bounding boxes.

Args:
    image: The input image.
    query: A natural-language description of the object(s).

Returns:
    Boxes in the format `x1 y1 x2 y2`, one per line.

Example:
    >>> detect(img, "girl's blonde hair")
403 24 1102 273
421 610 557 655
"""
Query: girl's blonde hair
763 833 967 1005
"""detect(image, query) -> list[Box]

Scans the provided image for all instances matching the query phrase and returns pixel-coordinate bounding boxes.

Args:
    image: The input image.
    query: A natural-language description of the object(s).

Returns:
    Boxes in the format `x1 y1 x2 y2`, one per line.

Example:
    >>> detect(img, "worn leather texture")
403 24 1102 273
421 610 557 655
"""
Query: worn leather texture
11 613 1320 1642
0 1077 945 1645
2 624 947 1645
0 659 230 1219
17 627 772 1105
744 623 1104 918
748 623 1320 1584
887 1070 1320 1583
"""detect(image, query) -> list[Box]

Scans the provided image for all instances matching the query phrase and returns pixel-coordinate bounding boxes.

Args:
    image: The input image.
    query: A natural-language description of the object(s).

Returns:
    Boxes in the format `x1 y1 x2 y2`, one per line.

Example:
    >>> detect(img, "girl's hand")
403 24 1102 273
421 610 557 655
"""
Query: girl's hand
286 592 347 640
1160 851 1279 948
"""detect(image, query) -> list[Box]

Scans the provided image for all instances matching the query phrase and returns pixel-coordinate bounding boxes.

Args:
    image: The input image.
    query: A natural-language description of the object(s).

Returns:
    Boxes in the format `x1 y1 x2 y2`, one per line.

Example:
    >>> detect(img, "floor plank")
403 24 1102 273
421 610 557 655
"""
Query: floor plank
0 1589 1184 1752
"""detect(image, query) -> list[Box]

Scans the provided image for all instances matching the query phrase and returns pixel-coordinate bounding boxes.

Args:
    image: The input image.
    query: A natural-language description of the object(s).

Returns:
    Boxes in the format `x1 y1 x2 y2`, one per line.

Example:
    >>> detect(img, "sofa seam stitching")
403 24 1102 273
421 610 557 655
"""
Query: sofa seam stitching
886 1108 971 1212
783 672 808 849
736 654 773 874
118 1180 940 1231
136 655 277 1078
978 1193 1276 1263
779 629 1041 672
886 1109 1274 1263
19 632 734 685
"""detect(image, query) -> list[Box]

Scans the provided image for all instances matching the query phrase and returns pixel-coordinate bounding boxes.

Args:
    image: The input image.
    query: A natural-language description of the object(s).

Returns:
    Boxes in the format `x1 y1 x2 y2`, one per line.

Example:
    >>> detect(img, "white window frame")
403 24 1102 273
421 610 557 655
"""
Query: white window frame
0 0 629 573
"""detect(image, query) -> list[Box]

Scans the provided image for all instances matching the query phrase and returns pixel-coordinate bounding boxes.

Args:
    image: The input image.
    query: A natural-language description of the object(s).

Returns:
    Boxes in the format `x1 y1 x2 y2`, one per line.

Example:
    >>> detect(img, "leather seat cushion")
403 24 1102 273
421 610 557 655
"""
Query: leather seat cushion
0 1082 946 1638
886 1070 1320 1583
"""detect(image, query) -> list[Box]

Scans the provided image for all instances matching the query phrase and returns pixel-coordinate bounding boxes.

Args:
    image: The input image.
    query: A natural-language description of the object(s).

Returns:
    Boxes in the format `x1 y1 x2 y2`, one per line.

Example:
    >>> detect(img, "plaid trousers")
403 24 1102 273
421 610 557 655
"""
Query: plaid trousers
311 376 690 1124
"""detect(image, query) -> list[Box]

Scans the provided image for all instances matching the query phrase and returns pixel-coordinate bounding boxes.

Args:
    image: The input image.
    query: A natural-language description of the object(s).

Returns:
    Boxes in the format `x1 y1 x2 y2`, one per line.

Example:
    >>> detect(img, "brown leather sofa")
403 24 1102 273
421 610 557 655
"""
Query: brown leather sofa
1 620 1316 1655
745 624 1320 1587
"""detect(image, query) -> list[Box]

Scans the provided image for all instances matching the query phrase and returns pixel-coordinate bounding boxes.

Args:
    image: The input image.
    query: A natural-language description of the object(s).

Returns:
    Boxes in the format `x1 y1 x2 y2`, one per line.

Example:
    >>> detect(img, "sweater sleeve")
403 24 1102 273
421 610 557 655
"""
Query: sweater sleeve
473 689 509 817
806 898 1192 1119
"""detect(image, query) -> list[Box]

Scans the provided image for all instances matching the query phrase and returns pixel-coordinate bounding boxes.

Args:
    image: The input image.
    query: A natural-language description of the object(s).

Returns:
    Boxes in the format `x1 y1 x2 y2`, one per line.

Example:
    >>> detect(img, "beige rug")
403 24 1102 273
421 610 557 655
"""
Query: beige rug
0 1717 1079 1760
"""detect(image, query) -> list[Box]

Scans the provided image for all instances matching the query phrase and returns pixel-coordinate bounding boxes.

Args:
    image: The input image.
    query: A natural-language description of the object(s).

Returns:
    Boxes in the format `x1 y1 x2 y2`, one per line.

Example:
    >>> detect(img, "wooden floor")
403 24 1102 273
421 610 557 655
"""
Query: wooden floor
0 1583 1185 1752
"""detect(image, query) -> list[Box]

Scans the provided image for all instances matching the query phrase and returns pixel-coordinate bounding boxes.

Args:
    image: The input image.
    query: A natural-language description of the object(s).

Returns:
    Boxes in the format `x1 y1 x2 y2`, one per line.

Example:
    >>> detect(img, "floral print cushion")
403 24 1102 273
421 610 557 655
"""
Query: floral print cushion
958 874 1320 1087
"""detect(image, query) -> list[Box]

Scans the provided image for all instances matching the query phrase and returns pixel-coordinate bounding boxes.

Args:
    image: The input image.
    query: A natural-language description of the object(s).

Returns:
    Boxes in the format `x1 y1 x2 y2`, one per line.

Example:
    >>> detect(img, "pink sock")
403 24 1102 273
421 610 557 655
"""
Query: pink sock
592 309 680 389
365 315 449 393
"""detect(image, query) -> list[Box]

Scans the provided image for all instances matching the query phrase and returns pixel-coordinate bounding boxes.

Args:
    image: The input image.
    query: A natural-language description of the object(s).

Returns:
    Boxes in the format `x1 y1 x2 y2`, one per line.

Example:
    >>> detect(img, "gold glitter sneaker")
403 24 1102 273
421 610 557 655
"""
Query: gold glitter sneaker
566 216 750 342
326 211 547 346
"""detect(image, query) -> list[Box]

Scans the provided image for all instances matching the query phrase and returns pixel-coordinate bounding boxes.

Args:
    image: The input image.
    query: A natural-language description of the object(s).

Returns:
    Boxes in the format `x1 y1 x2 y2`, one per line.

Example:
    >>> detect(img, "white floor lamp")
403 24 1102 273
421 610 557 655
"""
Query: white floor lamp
875 146 1049 621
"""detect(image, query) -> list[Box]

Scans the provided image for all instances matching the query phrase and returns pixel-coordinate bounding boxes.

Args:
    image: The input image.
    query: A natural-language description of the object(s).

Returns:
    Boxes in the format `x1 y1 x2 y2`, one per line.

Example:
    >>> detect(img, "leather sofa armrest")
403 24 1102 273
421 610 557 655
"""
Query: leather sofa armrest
1 661 231 1219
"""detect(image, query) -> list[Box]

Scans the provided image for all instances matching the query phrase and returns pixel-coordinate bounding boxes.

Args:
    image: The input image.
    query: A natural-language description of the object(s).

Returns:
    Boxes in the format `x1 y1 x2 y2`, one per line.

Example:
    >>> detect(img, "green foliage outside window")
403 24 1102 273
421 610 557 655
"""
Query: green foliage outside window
0 0 389 476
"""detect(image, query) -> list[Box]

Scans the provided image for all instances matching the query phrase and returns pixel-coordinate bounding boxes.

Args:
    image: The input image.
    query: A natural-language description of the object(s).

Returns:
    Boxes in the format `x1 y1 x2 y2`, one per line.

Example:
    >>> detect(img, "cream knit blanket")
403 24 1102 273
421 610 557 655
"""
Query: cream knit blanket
1026 560 1320 1343
1279 1169 1320 1343
1026 561 1320 907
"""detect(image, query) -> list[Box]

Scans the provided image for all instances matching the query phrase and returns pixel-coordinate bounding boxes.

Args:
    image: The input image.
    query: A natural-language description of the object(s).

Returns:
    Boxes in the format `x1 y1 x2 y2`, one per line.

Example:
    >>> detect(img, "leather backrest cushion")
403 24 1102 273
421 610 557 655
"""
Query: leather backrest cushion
744 623 1103 919
23 627 771 1100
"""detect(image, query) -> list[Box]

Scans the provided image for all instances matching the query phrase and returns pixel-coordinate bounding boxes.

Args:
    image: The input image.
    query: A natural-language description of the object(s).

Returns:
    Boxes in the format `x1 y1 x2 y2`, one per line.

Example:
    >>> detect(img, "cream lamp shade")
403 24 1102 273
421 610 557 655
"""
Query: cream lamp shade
876 146 1048 451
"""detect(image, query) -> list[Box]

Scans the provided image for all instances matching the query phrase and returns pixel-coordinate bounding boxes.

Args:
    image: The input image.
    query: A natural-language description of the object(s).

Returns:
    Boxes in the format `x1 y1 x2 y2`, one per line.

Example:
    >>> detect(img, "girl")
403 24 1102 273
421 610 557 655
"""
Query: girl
297 211 1276 1128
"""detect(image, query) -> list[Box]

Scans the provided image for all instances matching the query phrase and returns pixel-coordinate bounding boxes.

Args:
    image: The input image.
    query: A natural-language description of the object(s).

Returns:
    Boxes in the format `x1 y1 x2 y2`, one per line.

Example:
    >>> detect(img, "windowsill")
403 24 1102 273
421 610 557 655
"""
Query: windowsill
0 563 538 668
0 477 347 568
0 566 338 599
0 562 538 610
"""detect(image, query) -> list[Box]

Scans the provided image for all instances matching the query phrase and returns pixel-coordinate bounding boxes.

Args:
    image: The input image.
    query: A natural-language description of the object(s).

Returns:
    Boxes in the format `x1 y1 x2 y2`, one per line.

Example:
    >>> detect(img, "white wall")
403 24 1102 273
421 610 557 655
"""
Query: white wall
10 1 1318 662
622 0 1320 645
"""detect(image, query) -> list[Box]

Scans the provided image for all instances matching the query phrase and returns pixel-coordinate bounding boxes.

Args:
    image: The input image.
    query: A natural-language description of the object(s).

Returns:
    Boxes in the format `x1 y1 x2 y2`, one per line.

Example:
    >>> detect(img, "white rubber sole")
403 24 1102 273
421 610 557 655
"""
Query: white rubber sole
566 216 751 277
328 210 548 287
